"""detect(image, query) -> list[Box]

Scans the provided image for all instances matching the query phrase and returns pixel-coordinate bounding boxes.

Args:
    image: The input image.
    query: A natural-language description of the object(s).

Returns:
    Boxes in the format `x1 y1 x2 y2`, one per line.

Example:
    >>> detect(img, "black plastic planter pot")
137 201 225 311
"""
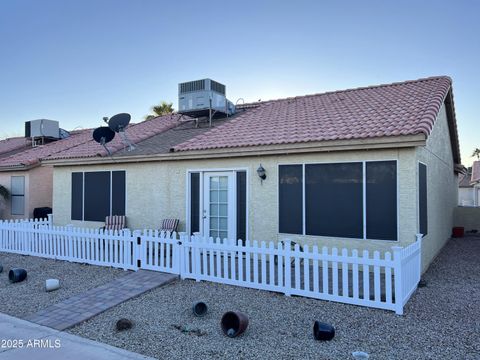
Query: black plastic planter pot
192 302 208 317
221 311 249 338
313 321 335 341
9 268 27 283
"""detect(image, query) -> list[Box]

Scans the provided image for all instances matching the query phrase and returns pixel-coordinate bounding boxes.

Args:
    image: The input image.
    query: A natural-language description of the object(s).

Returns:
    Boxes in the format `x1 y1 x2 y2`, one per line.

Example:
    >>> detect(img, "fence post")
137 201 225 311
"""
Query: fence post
178 232 187 278
284 239 291 296
122 229 131 271
415 233 423 284
47 214 53 228
67 225 73 260
392 246 403 315
193 232 201 282
133 230 142 270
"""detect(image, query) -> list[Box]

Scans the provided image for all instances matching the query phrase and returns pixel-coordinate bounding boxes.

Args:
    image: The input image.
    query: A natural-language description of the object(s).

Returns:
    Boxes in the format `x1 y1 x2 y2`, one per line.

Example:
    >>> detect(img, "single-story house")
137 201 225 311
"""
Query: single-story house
44 76 462 272
0 116 181 220
0 130 93 219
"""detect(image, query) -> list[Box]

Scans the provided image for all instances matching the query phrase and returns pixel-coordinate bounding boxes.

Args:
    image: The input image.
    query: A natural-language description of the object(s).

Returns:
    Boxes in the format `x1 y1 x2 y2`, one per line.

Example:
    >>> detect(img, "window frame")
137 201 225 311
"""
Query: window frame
71 170 127 222
277 159 399 242
10 176 25 216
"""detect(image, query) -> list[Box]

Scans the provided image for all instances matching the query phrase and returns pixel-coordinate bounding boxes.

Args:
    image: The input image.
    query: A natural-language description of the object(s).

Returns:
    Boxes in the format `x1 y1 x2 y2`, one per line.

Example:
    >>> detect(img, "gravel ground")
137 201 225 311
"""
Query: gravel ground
63 236 478 359
0 253 126 318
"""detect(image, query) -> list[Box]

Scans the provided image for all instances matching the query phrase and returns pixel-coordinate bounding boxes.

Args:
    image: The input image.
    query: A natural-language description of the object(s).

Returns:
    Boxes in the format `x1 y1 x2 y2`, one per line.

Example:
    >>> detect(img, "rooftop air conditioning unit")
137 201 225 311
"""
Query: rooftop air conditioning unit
25 119 60 139
178 78 235 118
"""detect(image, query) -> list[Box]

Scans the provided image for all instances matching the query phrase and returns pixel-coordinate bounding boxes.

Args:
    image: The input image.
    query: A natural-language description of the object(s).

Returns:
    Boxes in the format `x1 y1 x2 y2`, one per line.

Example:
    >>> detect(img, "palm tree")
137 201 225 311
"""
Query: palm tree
472 148 480 160
0 185 8 201
145 101 174 120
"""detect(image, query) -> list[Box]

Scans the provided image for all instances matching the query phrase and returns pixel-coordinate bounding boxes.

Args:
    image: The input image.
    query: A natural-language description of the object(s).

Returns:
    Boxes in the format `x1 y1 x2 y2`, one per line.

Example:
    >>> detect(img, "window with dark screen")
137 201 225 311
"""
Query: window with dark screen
419 163 428 235
278 161 398 241
71 171 126 221
305 163 363 238
366 161 397 240
279 165 303 234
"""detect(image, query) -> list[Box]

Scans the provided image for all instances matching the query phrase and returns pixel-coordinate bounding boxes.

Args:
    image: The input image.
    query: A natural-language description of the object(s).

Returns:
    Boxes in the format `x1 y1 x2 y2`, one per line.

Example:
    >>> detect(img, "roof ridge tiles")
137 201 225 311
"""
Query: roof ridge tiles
239 76 451 107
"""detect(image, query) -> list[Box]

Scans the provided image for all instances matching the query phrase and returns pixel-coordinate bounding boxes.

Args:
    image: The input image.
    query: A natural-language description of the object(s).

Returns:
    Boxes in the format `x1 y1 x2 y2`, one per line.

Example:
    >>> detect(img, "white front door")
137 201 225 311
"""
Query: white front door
203 172 236 240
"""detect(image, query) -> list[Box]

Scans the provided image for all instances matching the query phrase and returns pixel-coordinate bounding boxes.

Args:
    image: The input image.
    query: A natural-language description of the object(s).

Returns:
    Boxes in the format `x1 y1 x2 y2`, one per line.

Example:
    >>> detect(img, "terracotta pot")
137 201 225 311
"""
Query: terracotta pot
221 311 249 338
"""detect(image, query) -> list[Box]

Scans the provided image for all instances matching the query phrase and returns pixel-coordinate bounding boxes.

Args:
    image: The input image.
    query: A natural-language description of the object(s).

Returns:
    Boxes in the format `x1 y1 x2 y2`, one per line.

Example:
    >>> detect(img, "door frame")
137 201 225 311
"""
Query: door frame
186 167 249 241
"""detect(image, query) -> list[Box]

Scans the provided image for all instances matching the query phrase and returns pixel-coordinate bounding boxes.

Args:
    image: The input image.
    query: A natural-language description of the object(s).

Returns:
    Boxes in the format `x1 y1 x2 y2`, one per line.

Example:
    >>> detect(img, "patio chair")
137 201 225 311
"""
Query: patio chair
160 218 179 233
102 215 127 232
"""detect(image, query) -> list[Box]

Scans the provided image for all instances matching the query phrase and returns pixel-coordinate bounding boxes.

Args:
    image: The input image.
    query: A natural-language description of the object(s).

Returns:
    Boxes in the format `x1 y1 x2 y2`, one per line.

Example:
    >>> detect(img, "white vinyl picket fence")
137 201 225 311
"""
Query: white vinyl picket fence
180 234 422 315
0 217 422 315
0 218 179 273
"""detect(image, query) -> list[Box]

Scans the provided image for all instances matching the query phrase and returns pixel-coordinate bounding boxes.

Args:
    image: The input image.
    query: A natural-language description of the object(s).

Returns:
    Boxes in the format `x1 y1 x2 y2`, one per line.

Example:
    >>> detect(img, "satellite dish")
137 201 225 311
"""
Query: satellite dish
92 127 115 156
108 113 131 132
107 113 136 151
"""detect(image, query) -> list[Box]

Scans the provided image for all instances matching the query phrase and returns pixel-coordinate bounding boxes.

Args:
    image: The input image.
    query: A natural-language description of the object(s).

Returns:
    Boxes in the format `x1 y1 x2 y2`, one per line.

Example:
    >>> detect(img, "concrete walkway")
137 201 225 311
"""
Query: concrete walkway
24 270 177 330
0 313 154 359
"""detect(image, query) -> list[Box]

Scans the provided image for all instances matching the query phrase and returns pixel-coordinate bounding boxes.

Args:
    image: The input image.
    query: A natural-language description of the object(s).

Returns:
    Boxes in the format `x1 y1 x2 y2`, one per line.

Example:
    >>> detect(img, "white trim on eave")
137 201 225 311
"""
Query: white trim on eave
42 134 427 167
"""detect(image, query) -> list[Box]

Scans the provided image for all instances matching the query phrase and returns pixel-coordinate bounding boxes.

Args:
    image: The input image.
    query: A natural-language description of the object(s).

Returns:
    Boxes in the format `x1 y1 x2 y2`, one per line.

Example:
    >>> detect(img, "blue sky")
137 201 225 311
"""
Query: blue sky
0 0 478 166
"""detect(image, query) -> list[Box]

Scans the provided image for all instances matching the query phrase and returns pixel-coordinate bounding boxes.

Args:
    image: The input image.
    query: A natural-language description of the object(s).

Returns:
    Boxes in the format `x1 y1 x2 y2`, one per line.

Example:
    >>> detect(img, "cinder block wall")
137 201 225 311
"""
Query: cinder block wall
454 206 480 231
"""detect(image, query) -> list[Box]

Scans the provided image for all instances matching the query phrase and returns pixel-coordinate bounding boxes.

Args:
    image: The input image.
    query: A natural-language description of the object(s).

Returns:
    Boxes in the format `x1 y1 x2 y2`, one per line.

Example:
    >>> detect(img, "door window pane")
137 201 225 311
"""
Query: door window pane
210 204 218 216
219 204 228 216
209 176 229 238
366 161 397 240
305 163 363 238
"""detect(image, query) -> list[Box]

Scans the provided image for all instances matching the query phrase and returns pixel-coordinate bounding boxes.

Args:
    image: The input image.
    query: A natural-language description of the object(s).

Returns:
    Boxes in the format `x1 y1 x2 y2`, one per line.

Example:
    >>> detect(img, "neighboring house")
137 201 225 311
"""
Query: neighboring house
44 76 462 272
471 161 480 205
0 130 93 219
458 167 476 206
0 117 180 220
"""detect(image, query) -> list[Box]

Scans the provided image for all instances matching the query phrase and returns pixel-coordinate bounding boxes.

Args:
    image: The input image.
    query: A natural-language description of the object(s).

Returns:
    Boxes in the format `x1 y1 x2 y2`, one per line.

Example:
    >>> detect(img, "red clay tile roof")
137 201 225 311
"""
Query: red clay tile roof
173 76 454 153
45 114 180 160
0 137 30 157
0 130 93 168
471 161 480 184
459 169 473 188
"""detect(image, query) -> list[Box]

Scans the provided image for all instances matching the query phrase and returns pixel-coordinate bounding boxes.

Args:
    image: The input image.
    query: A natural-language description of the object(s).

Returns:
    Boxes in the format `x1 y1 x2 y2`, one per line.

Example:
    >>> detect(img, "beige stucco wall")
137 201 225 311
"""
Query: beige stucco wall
454 206 480 231
0 166 53 220
416 103 458 272
53 147 420 257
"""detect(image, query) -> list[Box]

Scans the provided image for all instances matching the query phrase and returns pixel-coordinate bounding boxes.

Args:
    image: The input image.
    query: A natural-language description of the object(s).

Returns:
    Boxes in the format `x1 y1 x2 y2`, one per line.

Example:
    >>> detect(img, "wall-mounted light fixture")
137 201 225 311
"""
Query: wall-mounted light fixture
257 164 266 183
